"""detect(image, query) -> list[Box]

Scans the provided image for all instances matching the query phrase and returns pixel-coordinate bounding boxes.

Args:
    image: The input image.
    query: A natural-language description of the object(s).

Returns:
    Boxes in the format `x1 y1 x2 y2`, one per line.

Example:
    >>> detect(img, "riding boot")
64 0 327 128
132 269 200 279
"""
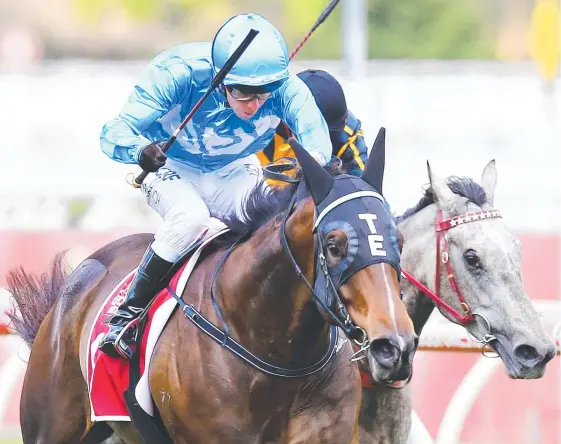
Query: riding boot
98 245 173 359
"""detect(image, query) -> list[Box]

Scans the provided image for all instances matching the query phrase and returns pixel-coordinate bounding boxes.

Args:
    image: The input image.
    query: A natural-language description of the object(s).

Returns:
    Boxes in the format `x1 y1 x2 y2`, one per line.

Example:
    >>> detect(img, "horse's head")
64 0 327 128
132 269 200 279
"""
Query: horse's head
400 160 555 379
287 129 417 387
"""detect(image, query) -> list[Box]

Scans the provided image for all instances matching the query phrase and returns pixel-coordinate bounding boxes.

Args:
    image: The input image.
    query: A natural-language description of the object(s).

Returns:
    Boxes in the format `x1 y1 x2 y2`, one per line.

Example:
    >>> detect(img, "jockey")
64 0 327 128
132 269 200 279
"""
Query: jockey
257 69 368 180
98 14 332 359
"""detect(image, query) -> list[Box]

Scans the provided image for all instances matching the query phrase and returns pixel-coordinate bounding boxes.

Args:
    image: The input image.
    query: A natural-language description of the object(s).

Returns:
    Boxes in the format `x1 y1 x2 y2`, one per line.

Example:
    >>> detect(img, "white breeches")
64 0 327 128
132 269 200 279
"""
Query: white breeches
140 155 264 262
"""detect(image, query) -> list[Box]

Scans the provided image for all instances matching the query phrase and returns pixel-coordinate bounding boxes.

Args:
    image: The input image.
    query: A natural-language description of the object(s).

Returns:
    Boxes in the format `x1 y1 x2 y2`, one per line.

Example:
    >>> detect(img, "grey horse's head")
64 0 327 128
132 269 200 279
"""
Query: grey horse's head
398 160 555 379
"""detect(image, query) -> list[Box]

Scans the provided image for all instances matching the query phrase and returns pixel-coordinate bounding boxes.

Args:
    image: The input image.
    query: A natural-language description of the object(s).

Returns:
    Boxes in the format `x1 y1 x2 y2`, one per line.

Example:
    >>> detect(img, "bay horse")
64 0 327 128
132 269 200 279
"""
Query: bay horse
8 132 417 443
357 160 556 443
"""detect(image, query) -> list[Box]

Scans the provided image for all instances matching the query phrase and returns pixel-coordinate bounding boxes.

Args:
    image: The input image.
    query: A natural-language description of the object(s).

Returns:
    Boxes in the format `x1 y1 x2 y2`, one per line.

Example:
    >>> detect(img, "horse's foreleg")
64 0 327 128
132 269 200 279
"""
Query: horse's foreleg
285 408 359 444
284 346 362 443
358 386 412 444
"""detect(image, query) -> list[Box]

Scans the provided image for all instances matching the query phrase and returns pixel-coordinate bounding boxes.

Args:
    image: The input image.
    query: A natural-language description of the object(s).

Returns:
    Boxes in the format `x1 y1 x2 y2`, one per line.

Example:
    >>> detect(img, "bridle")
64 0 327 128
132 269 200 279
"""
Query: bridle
401 207 503 352
264 159 403 362
264 159 376 346
279 182 374 354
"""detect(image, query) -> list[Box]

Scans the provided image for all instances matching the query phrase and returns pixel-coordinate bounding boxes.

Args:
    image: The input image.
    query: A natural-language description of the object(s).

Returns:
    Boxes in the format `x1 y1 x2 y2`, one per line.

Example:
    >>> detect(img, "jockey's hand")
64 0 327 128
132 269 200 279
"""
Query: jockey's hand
138 142 167 172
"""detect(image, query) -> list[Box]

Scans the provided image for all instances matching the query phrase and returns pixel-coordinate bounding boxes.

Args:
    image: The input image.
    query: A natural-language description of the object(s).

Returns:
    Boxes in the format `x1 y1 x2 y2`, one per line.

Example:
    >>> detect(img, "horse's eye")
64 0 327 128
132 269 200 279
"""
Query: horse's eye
463 249 481 268
327 243 342 258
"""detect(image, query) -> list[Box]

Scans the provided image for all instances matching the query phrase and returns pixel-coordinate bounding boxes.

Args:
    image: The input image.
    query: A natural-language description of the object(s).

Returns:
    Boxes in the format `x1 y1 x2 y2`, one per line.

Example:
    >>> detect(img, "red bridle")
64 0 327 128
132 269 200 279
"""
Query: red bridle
402 208 502 325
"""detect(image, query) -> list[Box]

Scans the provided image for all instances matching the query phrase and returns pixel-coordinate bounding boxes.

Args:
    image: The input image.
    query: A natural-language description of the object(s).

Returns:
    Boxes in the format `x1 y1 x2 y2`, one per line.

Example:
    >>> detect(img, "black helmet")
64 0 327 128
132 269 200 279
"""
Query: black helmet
297 69 347 132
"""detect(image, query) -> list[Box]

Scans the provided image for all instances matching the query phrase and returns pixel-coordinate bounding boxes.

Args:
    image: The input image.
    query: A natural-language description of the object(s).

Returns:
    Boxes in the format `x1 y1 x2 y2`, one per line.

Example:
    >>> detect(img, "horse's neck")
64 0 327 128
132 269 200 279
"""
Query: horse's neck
398 205 438 336
219 201 330 367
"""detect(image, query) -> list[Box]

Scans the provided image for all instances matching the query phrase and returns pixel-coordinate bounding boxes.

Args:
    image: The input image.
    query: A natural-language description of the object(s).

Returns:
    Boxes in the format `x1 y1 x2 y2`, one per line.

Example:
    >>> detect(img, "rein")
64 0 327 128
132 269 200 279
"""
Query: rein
171 286 338 377
173 165 399 377
170 200 340 378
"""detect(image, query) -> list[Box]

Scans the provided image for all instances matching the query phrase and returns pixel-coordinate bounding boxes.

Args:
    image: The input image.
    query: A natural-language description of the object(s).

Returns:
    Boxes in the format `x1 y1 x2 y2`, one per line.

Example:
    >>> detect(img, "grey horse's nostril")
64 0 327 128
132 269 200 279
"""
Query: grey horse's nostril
513 344 541 366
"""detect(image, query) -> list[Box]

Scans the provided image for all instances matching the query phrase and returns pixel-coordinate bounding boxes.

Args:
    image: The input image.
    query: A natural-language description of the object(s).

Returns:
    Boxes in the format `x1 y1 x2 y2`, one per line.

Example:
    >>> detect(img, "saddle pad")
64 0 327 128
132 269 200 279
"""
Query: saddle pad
86 227 228 422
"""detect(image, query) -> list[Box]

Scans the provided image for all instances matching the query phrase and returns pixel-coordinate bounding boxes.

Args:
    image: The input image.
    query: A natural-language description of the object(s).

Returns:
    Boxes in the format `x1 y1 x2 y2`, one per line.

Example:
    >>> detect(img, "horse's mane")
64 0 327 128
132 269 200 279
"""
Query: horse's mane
398 176 487 222
215 164 343 248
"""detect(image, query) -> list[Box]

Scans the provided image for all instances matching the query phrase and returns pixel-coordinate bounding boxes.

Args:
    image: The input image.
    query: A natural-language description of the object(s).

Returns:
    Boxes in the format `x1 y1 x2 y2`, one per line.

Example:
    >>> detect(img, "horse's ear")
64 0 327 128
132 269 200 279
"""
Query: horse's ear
361 127 386 193
427 161 456 210
481 159 497 205
288 137 334 205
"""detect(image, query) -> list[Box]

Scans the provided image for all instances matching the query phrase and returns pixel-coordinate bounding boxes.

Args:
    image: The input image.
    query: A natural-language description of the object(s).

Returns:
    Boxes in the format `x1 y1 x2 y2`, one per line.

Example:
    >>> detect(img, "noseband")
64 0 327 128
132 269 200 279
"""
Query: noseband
401 208 502 347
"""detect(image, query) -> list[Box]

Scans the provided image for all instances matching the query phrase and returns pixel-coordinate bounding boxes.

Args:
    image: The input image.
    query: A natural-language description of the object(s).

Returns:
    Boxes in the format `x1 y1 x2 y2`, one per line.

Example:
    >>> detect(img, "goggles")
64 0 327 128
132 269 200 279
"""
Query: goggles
227 86 272 101
225 79 285 102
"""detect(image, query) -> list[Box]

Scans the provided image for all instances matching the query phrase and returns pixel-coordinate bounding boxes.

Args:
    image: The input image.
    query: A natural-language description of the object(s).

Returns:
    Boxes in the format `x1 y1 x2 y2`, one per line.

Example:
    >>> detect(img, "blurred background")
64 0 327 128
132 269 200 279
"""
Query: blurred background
0 0 559 442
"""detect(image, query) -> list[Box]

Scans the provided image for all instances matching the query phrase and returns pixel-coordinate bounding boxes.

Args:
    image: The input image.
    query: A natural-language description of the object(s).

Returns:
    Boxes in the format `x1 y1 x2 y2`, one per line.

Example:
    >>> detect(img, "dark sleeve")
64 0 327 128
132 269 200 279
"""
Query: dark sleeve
354 129 369 168
335 123 367 176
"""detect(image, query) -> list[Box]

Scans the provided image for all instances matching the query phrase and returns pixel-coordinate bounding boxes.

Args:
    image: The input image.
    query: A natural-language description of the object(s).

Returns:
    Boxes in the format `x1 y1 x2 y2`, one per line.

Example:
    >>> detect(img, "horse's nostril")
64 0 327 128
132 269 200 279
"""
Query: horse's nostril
370 338 400 368
513 344 541 365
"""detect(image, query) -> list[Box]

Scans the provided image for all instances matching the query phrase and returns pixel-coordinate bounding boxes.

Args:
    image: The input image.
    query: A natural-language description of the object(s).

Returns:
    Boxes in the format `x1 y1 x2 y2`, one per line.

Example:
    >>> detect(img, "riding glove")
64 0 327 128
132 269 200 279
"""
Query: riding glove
138 142 167 172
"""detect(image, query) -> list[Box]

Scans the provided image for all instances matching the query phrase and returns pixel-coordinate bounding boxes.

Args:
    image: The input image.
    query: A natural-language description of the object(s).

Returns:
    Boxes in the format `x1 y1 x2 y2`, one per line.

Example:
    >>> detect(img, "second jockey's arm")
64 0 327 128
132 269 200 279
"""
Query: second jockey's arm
100 62 192 164
276 75 332 166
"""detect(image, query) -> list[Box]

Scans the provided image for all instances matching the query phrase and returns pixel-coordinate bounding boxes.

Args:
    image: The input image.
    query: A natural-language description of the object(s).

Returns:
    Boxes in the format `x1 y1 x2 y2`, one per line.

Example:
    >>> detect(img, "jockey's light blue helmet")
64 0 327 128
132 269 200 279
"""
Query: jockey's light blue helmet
212 14 290 91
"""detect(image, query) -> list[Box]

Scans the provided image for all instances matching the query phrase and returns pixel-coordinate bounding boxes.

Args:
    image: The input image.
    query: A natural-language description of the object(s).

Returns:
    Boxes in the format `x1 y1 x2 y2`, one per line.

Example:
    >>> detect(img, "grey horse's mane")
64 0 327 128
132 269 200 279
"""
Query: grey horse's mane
397 176 488 222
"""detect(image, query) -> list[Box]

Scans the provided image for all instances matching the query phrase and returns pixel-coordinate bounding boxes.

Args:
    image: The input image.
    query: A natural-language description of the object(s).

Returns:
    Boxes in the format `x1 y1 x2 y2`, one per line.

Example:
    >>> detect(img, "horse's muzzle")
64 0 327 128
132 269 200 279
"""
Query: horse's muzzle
368 333 418 386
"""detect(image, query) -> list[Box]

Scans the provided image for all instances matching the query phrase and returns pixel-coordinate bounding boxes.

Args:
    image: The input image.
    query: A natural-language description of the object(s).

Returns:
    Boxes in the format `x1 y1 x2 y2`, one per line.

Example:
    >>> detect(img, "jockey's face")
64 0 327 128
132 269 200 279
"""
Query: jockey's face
226 88 268 119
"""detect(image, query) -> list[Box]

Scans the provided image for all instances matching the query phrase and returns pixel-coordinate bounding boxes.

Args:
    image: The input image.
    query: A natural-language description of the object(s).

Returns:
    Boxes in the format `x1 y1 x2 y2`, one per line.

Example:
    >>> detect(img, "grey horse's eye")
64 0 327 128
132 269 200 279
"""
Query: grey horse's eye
463 249 481 268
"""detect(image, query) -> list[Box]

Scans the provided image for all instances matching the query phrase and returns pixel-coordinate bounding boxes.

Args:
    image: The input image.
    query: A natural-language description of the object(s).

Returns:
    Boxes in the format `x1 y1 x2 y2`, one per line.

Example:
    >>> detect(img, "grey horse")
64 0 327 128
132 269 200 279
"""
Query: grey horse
357 160 556 443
